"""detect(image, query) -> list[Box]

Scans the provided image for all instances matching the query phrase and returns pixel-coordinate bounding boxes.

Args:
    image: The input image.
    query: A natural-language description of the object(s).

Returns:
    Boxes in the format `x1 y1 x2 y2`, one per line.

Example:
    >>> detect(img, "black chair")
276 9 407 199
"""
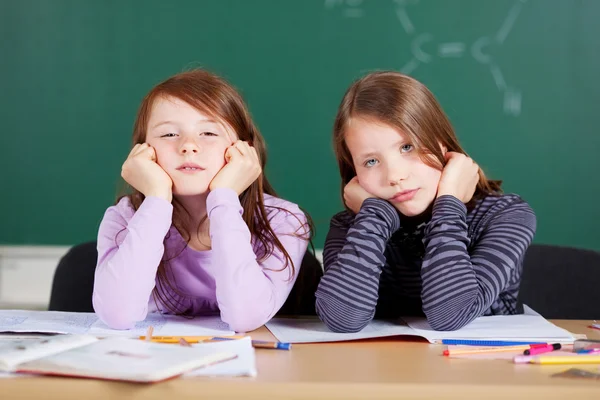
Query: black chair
49 241 322 316
518 244 600 319
48 241 97 312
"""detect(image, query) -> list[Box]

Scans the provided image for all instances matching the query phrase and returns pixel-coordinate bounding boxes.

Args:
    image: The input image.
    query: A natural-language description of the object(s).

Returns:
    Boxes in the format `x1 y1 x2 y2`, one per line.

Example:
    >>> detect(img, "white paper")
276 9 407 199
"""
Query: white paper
0 310 234 337
403 314 575 343
266 317 417 343
16 338 237 382
0 335 98 371
0 371 32 379
266 311 575 344
185 337 257 377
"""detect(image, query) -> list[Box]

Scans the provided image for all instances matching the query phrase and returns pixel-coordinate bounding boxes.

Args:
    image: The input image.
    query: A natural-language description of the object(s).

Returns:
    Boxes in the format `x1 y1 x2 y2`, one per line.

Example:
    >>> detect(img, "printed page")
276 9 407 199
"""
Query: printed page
0 310 234 337
0 335 98 371
185 337 257 377
403 314 576 343
266 317 420 343
16 338 237 383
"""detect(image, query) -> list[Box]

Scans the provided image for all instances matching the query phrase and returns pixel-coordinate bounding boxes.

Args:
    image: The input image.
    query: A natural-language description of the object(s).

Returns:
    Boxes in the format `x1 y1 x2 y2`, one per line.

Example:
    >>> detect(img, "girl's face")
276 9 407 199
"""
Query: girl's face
145 96 235 197
344 118 443 217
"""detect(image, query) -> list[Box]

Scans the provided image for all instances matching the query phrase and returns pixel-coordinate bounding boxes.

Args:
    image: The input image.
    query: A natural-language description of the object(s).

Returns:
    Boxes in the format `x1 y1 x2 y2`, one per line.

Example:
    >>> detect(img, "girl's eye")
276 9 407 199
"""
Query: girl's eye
161 133 177 138
364 159 378 167
401 144 414 153
200 132 217 137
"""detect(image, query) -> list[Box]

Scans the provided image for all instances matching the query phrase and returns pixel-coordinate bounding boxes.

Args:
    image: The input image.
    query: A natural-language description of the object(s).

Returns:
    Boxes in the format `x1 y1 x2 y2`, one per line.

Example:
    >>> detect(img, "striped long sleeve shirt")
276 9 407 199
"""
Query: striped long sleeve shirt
315 194 536 332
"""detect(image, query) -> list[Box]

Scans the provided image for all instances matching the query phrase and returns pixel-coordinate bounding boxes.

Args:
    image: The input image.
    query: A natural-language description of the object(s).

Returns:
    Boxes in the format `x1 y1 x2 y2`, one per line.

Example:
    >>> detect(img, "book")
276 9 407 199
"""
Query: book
265 309 576 344
0 310 235 337
185 336 257 377
0 334 236 382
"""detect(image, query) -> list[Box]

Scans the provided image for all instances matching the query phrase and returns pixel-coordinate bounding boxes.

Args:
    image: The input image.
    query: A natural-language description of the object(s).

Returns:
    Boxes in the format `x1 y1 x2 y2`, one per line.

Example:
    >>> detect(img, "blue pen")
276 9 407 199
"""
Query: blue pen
211 337 292 350
440 339 547 347
575 348 600 354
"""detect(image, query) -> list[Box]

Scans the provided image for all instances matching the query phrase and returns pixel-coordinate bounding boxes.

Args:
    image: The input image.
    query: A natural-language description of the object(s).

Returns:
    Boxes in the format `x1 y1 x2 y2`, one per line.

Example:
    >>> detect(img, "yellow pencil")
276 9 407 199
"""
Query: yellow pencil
443 345 532 356
138 335 245 343
529 355 600 365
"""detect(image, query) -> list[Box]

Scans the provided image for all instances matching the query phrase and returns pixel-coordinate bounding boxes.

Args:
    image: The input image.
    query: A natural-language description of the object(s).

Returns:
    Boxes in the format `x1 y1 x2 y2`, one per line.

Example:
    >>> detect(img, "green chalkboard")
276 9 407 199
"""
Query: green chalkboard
1 0 599 251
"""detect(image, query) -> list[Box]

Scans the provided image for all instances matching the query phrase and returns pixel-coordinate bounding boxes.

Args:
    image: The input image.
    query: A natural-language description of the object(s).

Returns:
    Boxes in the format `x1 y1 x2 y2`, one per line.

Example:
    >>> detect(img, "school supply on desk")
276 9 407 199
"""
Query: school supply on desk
0 335 236 382
139 335 246 343
573 339 600 352
210 337 292 350
266 311 576 344
0 310 235 337
184 336 257 377
140 334 291 350
575 349 600 354
523 343 561 355
523 355 600 365
440 339 547 346
443 343 549 356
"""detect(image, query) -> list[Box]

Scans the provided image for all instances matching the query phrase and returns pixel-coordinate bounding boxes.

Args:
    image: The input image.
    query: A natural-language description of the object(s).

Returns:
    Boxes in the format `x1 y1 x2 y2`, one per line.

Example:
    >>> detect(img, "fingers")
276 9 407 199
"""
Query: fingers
128 144 140 158
129 143 156 161
228 140 260 162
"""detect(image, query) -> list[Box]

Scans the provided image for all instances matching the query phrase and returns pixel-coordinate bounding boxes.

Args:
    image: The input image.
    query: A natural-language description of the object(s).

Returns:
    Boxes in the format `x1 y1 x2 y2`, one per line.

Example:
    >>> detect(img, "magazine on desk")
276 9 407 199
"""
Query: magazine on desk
0 335 236 382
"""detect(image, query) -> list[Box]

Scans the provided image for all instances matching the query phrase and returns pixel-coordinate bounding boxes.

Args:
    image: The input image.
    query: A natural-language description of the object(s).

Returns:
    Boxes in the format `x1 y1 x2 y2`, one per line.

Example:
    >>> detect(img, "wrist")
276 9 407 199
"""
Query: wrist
145 190 172 202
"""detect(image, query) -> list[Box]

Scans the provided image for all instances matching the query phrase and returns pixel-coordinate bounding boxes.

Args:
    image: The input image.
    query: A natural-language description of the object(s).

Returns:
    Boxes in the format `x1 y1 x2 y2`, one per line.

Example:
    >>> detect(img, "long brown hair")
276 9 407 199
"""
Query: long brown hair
333 71 501 210
119 69 311 314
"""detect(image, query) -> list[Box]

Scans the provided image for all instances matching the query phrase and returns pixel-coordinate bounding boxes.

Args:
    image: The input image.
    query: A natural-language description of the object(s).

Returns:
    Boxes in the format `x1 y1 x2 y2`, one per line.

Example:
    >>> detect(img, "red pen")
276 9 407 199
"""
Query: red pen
523 343 561 355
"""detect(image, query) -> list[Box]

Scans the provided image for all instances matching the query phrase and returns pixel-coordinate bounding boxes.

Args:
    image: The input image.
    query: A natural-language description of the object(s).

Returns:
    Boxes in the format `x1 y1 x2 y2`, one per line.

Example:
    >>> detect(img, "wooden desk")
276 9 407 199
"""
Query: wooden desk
2 320 599 399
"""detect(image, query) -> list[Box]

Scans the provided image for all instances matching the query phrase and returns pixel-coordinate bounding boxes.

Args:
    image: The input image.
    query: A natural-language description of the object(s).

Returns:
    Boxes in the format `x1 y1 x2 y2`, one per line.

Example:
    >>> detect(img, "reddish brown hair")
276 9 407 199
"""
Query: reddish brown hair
120 69 311 314
333 71 501 210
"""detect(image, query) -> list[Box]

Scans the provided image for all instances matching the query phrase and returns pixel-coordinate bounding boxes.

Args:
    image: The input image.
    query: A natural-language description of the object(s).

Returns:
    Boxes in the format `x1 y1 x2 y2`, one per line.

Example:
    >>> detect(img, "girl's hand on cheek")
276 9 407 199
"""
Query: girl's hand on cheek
436 152 479 203
121 143 173 202
209 140 262 195
344 177 376 214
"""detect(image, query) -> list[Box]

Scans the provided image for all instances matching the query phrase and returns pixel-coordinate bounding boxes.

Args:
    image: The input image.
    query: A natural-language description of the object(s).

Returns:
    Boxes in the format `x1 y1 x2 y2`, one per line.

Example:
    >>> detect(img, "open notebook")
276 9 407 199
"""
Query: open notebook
0 335 236 382
265 309 576 344
0 310 234 337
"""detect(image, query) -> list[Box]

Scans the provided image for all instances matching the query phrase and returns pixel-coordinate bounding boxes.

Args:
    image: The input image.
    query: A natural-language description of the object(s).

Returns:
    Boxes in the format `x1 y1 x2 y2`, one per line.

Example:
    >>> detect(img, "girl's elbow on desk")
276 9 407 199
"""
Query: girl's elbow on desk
316 303 371 333
92 294 145 330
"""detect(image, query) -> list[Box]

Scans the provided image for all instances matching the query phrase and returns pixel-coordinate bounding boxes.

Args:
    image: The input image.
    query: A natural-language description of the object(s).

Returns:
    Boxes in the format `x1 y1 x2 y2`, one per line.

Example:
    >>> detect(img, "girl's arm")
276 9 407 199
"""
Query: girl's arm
207 188 309 333
420 195 536 331
92 197 173 329
315 198 400 333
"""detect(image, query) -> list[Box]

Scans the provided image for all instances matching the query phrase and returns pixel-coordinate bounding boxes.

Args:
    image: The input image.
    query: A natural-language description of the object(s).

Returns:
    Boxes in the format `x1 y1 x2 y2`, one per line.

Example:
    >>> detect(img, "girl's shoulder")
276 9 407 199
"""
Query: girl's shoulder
102 196 136 222
329 210 355 230
472 193 533 214
263 194 307 225
469 193 536 229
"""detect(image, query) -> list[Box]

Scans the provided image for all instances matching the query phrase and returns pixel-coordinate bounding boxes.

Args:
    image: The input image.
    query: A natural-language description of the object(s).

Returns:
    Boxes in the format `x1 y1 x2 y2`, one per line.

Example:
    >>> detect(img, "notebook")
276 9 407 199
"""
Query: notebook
0 310 234 337
0 334 236 382
265 312 576 344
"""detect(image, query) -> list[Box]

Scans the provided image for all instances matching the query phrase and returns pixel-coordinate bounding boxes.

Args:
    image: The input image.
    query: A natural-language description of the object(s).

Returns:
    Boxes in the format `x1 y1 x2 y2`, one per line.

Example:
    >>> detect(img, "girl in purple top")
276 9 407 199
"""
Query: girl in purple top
93 69 311 332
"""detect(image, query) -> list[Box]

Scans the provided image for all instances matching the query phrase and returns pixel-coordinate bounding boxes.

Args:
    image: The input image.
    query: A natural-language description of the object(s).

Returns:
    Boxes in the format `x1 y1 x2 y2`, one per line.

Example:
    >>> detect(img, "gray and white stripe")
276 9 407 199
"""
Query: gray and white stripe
315 194 536 332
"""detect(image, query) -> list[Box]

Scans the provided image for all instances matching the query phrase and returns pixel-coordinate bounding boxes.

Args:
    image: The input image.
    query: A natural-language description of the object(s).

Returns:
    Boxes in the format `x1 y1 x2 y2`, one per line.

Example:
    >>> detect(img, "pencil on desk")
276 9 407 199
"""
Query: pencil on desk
145 326 154 342
443 345 533 356
527 355 600 365
138 335 292 350
209 337 292 350
138 335 245 343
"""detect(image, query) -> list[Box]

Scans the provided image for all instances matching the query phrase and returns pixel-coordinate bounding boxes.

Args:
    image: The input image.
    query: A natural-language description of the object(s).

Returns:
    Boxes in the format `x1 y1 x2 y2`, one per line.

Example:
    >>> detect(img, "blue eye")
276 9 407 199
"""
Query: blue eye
364 159 378 167
401 144 414 153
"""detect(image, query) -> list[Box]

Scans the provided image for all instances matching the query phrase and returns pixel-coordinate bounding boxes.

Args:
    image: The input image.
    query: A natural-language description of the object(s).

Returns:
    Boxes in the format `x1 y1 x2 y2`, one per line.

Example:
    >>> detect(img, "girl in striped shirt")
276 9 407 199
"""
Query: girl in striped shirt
315 71 536 332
